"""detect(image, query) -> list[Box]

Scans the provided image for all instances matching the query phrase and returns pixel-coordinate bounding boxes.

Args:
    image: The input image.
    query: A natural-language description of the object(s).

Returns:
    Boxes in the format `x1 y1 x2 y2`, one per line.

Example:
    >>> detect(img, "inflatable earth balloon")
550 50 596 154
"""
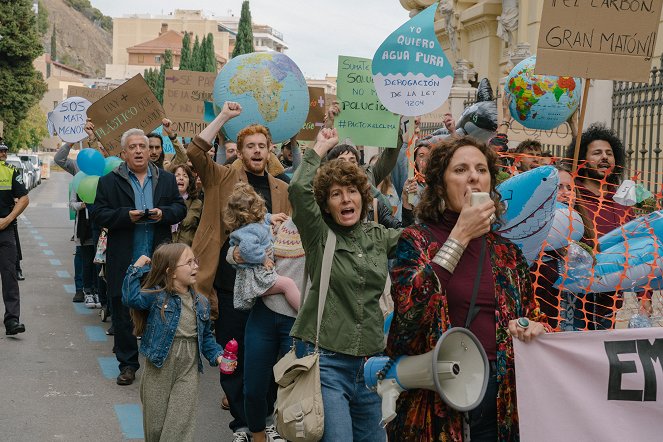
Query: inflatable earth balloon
505 56 582 130
455 79 497 141
213 52 309 143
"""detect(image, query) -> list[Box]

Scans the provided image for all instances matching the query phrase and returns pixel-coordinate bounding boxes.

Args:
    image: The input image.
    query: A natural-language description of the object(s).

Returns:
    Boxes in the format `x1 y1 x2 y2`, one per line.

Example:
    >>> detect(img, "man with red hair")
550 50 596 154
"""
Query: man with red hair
187 102 291 442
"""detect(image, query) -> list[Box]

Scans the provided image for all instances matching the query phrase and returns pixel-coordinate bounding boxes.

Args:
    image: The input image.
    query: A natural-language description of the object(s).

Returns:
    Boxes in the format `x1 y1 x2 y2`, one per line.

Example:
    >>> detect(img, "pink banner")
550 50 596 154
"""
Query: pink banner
514 328 663 441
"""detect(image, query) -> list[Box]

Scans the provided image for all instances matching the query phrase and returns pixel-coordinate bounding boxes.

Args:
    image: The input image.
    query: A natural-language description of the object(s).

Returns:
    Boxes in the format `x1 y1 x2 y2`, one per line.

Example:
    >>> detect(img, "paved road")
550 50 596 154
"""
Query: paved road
0 170 232 441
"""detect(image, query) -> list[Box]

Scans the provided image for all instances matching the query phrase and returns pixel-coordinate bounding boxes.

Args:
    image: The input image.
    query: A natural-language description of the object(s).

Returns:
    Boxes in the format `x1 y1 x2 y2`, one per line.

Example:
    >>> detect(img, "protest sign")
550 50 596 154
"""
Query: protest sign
372 2 453 116
48 97 92 143
86 74 166 157
514 328 663 441
536 0 663 82
336 56 400 147
163 69 216 138
67 85 109 103
298 87 326 141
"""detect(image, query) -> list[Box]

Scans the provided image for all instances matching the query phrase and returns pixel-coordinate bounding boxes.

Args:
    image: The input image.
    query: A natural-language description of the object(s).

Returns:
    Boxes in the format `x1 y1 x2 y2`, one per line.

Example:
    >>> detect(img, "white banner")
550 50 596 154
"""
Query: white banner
514 328 663 441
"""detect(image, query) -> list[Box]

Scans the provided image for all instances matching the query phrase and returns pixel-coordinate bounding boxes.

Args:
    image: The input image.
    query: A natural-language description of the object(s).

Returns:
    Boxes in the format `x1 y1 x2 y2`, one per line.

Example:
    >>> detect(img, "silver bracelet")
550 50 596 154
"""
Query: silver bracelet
432 238 466 273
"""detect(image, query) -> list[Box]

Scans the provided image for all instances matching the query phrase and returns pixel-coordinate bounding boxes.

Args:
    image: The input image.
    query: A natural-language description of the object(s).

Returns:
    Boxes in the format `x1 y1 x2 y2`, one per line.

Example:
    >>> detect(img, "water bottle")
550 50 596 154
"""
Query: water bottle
219 339 239 374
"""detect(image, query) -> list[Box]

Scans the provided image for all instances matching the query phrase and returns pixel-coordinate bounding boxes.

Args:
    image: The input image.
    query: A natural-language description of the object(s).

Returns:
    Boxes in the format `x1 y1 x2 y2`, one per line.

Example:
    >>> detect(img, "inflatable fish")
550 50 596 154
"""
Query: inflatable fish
543 202 584 251
455 78 497 141
557 210 663 293
495 166 559 263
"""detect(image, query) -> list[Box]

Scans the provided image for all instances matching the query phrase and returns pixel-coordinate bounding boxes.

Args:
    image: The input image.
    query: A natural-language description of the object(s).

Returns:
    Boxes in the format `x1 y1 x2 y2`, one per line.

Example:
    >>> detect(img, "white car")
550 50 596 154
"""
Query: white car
22 154 41 185
5 156 31 191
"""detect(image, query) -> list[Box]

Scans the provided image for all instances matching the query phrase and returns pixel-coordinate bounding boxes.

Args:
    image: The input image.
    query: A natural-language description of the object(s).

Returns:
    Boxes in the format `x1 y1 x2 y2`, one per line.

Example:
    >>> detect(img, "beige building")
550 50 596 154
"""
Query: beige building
306 76 337 96
399 0 663 133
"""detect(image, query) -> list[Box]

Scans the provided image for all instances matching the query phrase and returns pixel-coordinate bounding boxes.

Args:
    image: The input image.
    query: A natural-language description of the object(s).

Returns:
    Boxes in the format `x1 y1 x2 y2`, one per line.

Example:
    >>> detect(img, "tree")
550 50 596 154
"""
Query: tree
37 0 48 36
191 35 201 71
155 50 173 104
4 103 48 151
0 0 48 131
203 33 217 73
50 24 57 61
232 0 254 58
179 32 192 70
144 67 159 98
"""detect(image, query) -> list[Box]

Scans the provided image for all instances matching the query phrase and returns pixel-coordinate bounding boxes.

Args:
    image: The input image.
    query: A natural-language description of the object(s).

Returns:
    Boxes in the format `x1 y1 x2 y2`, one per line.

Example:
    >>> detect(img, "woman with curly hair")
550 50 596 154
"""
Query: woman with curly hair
288 128 402 441
386 136 551 441
223 182 300 312
170 164 203 246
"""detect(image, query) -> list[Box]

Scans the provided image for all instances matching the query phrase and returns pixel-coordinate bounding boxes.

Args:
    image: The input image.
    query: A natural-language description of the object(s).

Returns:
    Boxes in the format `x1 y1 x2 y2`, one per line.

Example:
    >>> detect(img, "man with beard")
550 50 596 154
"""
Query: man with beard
146 132 165 169
514 139 543 173
565 123 634 330
187 102 290 442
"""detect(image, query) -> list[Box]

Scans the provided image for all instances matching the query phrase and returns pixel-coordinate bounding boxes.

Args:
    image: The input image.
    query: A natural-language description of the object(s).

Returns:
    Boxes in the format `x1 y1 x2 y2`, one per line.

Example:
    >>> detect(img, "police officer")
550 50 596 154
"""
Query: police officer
0 142 29 335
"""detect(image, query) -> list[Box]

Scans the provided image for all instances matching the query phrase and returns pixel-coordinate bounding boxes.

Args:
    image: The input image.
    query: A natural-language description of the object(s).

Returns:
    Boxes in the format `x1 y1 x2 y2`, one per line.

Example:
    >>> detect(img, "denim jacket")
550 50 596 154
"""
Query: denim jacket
122 265 223 372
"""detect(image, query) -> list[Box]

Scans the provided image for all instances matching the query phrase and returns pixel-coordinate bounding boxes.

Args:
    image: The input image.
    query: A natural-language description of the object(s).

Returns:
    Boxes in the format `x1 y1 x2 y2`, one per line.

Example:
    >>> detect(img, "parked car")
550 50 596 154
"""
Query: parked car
22 154 41 185
19 157 35 189
5 156 31 191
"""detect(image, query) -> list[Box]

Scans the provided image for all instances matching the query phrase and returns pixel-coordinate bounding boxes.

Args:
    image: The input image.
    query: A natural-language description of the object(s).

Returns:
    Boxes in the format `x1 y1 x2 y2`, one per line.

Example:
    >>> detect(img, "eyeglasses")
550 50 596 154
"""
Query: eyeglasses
177 257 200 268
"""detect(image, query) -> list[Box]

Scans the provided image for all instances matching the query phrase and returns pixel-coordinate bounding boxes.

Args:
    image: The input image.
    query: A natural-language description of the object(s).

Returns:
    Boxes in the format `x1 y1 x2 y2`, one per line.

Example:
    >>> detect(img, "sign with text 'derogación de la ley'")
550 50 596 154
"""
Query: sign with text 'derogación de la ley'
372 2 453 117
536 0 663 82
86 74 166 157
163 69 216 138
336 56 400 148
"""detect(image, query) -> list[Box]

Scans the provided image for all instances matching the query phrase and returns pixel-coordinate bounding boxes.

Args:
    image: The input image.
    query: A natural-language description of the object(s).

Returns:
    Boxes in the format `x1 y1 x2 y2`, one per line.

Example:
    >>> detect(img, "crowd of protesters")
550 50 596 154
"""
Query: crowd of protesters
1 76 632 442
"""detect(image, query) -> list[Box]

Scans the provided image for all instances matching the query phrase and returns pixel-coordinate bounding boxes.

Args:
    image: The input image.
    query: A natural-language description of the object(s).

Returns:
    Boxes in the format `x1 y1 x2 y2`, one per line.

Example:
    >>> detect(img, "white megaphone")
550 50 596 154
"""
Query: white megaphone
365 327 489 427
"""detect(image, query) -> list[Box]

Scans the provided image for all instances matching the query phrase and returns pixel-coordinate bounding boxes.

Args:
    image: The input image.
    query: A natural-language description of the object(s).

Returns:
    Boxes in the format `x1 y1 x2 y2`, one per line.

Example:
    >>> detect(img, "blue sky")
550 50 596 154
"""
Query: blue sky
93 0 409 78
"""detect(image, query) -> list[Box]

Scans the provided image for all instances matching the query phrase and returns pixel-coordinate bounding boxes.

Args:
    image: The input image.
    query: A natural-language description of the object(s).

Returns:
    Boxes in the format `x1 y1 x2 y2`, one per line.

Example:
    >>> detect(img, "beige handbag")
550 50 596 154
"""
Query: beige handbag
273 230 337 441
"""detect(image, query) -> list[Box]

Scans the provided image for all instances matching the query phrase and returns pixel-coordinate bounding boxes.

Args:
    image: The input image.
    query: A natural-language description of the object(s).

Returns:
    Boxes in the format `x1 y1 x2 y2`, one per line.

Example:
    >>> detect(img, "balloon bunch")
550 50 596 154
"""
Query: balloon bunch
72 149 123 203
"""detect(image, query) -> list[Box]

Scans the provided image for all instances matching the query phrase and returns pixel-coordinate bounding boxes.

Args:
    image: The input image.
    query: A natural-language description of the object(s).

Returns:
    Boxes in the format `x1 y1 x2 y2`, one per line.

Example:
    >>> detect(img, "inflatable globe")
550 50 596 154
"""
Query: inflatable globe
213 52 309 143
505 56 582 130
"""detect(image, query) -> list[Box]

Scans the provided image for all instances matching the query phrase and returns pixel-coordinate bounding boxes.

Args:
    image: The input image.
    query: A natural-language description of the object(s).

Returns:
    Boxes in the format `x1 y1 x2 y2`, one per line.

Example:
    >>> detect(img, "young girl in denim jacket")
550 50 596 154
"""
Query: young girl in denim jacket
224 182 300 311
122 242 223 442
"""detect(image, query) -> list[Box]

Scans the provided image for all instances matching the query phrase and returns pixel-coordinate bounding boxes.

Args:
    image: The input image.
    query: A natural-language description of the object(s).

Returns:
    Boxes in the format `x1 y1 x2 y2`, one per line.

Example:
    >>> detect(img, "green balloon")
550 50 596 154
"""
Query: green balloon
77 175 100 204
103 156 123 175
71 171 87 192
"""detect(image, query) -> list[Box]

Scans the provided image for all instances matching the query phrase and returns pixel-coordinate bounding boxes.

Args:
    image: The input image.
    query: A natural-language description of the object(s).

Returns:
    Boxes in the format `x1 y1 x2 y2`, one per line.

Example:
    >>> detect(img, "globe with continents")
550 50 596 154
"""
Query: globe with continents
213 52 309 143
505 55 582 130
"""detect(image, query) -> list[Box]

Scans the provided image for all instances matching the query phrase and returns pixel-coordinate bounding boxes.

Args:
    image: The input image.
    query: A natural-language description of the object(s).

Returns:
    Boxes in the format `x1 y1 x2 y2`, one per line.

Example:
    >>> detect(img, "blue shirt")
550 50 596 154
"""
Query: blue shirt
128 167 154 261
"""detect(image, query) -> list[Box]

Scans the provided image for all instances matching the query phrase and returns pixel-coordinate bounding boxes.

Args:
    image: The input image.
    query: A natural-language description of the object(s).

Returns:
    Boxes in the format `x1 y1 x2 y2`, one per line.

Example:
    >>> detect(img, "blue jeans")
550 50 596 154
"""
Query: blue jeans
295 341 386 442
244 299 295 433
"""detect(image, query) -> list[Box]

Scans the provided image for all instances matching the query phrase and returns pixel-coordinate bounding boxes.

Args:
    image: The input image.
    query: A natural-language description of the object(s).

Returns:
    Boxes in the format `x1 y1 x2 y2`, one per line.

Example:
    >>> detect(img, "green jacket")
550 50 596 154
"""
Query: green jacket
289 150 401 356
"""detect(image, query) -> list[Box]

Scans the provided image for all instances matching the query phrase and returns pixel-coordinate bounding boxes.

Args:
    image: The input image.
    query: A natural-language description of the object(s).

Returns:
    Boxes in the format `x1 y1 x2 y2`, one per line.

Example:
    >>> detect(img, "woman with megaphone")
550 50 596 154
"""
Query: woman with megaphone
386 136 550 441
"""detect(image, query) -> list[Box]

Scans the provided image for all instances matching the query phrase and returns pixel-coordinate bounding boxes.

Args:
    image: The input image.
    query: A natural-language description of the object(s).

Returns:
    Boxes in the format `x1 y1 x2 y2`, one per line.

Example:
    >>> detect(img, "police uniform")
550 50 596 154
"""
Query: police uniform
0 153 28 333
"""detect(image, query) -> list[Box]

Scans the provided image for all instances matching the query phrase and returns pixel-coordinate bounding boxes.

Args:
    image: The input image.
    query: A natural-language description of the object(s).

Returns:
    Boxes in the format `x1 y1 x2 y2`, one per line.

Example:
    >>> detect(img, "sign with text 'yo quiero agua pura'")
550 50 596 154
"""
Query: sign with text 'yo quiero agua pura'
372 2 454 117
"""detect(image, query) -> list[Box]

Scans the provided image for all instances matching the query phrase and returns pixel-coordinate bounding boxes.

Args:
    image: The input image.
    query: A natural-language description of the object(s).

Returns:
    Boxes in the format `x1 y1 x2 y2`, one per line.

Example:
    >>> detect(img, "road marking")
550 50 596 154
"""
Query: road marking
27 202 68 208
34 235 43 240
56 270 71 278
43 250 54 256
84 326 108 342
30 230 38 234
97 356 120 380
73 303 94 315
49 259 61 266
38 242 48 247
114 404 144 439
63 284 76 294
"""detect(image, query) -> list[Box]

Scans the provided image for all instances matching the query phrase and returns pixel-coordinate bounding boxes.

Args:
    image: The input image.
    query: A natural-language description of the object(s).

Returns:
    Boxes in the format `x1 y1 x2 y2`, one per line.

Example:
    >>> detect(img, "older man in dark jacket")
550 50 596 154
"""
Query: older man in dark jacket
91 128 185 386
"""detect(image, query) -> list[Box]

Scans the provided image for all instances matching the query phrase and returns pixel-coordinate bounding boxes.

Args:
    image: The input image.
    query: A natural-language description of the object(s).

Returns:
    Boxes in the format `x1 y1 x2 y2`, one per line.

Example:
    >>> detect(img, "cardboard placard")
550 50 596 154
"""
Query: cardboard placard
163 69 216 138
537 0 663 82
67 85 109 104
49 97 92 143
86 74 166 156
335 56 400 147
298 87 326 141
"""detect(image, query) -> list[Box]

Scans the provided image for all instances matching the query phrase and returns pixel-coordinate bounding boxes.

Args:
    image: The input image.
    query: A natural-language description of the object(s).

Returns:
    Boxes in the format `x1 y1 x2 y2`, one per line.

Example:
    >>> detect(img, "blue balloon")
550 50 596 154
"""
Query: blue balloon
71 171 88 192
77 148 105 176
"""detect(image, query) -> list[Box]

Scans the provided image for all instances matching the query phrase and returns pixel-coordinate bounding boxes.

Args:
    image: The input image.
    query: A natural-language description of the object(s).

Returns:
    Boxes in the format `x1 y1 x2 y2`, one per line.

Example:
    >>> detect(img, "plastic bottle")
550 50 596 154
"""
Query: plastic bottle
219 339 239 374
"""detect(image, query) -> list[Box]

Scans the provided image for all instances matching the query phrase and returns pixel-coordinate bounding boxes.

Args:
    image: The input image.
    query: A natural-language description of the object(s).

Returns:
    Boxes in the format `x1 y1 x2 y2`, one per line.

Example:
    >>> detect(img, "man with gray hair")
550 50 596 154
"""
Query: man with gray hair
91 128 186 385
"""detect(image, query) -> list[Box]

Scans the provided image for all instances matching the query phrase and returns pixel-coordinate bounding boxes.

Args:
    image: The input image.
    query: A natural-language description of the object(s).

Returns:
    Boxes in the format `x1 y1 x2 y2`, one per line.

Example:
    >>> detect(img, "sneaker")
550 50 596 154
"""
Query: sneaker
72 290 84 302
106 325 114 335
84 293 96 308
232 432 251 442
265 425 285 441
93 294 102 308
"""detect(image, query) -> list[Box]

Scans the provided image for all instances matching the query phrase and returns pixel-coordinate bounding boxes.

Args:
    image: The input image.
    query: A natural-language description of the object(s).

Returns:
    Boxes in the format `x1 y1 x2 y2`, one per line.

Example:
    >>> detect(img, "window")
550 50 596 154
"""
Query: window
138 55 144 63
154 55 161 63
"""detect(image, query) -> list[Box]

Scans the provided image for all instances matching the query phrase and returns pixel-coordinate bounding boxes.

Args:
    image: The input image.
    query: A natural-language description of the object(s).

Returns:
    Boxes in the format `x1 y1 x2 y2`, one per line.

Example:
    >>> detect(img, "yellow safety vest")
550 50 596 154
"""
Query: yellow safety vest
0 161 16 192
